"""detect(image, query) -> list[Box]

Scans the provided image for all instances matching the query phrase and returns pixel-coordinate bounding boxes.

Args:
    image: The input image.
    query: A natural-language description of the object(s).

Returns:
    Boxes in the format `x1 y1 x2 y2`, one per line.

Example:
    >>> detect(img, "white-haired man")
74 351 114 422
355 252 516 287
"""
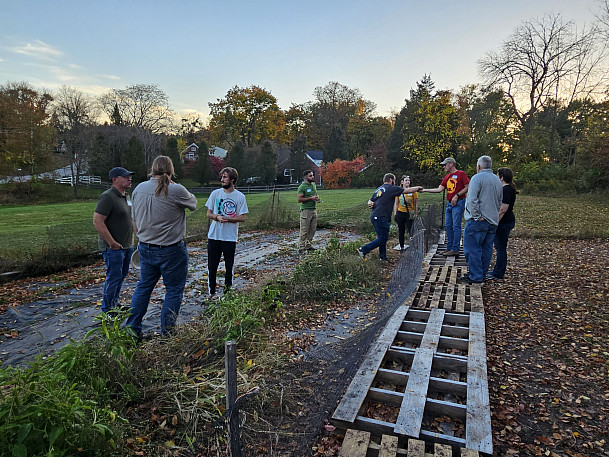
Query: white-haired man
460 155 502 284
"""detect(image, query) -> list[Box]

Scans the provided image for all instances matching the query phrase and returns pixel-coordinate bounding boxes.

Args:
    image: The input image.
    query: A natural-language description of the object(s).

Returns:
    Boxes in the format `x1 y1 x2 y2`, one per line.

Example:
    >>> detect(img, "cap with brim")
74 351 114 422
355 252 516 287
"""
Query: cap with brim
440 157 456 165
109 167 135 180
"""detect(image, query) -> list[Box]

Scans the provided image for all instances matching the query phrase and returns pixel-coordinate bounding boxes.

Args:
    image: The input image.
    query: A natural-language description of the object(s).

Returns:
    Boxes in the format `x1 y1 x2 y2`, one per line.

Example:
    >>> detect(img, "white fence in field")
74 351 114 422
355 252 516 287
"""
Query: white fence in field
55 175 102 186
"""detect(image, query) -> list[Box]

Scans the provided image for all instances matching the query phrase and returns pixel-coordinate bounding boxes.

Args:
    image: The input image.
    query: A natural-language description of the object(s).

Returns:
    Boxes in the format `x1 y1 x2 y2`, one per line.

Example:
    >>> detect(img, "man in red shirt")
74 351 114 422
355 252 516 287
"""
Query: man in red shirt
421 157 469 256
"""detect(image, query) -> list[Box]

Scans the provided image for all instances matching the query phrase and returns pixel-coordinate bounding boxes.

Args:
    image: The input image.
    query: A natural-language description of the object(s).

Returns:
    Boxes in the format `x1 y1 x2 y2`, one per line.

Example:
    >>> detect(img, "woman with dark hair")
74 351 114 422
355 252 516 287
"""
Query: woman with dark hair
488 167 518 280
393 175 418 250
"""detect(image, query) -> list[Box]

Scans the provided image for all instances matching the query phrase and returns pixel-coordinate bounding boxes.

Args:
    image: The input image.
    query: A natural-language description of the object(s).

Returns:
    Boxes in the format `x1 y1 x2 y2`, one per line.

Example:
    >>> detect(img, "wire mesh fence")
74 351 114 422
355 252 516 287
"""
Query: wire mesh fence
239 203 443 455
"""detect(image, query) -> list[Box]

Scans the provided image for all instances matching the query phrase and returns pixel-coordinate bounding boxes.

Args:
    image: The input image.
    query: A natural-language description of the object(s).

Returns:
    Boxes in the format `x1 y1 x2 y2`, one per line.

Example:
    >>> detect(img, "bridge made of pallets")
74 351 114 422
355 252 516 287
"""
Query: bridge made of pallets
332 236 492 456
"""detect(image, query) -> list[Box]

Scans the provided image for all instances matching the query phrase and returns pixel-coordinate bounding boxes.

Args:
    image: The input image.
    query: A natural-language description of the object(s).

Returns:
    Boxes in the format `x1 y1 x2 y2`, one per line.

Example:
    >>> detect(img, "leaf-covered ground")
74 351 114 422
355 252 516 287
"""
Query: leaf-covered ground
484 237 609 457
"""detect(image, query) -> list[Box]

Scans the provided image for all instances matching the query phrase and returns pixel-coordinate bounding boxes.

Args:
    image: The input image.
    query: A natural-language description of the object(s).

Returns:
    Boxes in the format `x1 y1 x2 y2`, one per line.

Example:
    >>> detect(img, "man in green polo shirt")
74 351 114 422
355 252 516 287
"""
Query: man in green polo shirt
93 167 135 314
297 170 321 254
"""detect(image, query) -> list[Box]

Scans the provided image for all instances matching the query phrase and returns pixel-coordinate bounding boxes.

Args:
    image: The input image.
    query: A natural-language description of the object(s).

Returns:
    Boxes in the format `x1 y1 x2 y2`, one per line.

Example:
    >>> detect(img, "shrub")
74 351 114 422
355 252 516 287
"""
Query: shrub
283 237 384 304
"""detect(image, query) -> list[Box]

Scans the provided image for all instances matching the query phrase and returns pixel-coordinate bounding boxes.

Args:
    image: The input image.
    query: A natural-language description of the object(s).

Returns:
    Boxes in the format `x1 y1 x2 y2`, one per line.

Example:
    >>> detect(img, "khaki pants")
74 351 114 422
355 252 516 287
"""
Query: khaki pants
299 209 317 250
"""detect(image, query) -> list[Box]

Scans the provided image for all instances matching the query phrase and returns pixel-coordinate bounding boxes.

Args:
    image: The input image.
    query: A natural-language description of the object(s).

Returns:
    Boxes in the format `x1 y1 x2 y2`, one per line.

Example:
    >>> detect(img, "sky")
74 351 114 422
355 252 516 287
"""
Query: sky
0 0 604 120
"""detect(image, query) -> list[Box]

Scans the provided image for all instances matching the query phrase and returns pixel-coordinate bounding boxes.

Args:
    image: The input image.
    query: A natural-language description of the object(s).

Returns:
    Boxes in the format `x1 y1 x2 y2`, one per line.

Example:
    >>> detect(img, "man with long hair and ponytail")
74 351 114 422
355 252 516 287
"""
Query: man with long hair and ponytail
126 155 197 338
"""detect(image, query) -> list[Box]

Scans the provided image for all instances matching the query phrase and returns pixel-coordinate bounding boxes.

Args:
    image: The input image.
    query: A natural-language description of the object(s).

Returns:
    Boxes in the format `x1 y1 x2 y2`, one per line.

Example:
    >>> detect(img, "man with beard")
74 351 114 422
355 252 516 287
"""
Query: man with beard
205 167 249 299
297 169 321 254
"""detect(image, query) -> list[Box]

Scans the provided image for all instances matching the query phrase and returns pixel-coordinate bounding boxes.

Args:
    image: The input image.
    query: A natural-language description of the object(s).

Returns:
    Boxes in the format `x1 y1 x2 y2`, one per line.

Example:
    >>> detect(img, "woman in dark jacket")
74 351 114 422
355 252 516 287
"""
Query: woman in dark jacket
488 167 517 280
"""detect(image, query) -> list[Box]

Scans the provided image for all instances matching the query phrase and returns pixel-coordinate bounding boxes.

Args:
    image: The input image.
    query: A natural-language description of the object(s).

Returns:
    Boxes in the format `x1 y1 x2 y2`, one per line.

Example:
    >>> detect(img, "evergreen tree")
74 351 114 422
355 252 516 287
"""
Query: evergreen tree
89 132 112 177
290 135 309 182
110 103 122 125
164 137 184 179
401 75 460 170
122 136 147 181
258 140 278 184
324 125 347 163
226 140 246 173
194 140 211 185
226 140 255 182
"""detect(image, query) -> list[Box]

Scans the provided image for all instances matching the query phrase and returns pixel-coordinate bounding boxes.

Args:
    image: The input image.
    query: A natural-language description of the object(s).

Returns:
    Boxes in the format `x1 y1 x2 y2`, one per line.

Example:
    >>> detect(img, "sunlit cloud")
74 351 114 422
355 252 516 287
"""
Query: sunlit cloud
49 65 80 83
13 40 63 60
101 74 121 81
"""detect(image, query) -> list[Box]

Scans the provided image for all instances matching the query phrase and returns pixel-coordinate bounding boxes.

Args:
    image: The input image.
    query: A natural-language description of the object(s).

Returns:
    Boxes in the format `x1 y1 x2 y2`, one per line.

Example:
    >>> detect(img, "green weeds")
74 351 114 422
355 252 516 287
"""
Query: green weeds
0 314 138 457
282 237 384 305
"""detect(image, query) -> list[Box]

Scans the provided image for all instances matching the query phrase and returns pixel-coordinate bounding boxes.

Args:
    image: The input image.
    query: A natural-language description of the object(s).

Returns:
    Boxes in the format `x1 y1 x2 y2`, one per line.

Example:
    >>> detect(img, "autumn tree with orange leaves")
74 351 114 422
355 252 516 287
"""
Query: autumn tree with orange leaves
322 156 366 189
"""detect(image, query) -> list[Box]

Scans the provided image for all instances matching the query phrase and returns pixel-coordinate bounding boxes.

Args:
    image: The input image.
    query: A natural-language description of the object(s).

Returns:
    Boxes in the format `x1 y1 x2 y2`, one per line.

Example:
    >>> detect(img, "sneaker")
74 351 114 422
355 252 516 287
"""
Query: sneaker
379 258 390 263
458 275 482 284
357 247 366 259
442 250 459 256
485 273 502 281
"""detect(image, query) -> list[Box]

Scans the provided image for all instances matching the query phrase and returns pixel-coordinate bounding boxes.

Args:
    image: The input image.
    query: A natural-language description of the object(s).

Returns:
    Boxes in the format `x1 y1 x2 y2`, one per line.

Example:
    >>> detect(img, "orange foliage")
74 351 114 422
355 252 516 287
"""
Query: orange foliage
322 157 366 189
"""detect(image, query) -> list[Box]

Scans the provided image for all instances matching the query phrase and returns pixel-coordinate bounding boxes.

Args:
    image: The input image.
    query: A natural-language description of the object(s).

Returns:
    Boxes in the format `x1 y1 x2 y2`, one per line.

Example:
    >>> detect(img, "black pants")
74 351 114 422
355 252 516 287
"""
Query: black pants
207 239 237 294
394 211 412 249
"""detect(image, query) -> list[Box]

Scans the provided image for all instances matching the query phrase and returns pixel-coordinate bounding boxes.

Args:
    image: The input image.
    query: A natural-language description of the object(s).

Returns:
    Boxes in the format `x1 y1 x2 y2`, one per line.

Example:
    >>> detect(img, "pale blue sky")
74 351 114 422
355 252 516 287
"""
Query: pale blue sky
0 0 603 119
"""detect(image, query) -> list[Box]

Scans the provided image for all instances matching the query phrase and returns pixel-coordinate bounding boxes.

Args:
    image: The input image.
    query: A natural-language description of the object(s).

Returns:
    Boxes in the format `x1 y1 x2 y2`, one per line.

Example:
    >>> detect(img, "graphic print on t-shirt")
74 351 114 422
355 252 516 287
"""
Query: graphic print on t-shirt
215 198 238 218
446 174 458 194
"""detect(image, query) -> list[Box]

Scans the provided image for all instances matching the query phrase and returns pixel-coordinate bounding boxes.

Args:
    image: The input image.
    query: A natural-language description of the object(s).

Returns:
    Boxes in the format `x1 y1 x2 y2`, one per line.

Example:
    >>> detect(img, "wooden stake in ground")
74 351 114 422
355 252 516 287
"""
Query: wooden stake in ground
225 341 241 457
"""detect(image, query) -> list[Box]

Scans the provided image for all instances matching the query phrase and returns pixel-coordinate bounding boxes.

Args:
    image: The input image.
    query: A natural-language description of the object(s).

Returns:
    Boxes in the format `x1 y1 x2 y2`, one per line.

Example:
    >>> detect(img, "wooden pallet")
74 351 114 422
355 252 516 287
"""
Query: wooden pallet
338 429 481 457
332 294 492 454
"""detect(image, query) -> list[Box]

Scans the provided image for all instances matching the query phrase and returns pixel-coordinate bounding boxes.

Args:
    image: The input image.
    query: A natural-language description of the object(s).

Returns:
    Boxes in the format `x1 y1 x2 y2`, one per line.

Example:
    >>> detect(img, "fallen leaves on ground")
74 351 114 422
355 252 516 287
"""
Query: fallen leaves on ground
484 237 609 457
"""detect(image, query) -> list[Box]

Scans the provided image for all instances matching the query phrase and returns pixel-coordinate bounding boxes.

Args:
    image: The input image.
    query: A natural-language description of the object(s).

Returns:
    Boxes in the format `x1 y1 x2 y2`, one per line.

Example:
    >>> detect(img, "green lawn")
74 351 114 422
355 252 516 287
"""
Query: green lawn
0 188 381 266
1 188 606 272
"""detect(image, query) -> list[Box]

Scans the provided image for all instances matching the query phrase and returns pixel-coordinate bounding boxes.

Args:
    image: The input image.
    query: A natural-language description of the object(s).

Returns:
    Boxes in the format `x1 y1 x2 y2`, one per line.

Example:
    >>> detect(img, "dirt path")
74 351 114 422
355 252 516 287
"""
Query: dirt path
0 229 361 367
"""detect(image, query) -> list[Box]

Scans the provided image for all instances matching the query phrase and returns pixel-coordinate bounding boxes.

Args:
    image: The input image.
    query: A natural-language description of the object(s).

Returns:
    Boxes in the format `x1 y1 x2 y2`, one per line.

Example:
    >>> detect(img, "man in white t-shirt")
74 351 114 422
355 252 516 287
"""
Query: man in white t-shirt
205 167 248 299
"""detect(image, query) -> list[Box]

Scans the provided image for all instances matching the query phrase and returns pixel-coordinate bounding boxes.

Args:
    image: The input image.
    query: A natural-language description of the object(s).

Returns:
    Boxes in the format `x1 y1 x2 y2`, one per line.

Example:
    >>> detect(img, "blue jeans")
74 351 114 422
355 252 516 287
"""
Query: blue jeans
126 241 188 336
361 216 391 260
463 219 497 283
492 221 515 279
101 247 134 313
445 198 465 252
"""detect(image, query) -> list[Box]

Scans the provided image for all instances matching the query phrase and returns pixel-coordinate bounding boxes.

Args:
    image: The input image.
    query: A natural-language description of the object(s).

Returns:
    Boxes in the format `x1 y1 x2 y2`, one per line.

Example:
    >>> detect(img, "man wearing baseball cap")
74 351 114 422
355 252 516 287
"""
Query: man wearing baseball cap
93 167 135 314
421 157 470 256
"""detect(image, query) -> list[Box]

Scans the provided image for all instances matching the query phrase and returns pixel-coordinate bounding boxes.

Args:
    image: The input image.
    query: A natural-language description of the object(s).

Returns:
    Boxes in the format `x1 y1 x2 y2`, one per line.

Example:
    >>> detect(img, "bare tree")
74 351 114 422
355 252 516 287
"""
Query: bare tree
99 84 175 134
53 86 99 197
597 0 609 37
478 14 608 133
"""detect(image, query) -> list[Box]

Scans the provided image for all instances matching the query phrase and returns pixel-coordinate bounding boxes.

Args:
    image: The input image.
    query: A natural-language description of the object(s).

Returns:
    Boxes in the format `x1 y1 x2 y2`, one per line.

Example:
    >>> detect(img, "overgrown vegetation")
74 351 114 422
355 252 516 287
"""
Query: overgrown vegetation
0 236 386 456
280 237 383 306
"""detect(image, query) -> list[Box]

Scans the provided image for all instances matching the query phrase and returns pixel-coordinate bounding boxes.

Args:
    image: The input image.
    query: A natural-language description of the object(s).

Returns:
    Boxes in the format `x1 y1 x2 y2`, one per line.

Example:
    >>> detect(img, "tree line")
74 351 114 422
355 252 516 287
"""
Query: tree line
1 9 609 195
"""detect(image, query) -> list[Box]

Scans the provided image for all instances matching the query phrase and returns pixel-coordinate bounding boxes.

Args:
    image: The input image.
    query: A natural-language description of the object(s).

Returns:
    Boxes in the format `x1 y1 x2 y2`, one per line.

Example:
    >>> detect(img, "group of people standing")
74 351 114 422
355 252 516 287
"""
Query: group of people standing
356 155 517 285
93 156 248 339
92 154 516 339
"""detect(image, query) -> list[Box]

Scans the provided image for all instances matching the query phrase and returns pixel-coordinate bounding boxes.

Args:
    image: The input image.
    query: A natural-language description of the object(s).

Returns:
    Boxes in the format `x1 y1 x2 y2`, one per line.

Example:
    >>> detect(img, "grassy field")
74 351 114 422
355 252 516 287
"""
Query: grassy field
0 188 385 257
0 188 383 273
1 187 607 274
512 193 609 238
